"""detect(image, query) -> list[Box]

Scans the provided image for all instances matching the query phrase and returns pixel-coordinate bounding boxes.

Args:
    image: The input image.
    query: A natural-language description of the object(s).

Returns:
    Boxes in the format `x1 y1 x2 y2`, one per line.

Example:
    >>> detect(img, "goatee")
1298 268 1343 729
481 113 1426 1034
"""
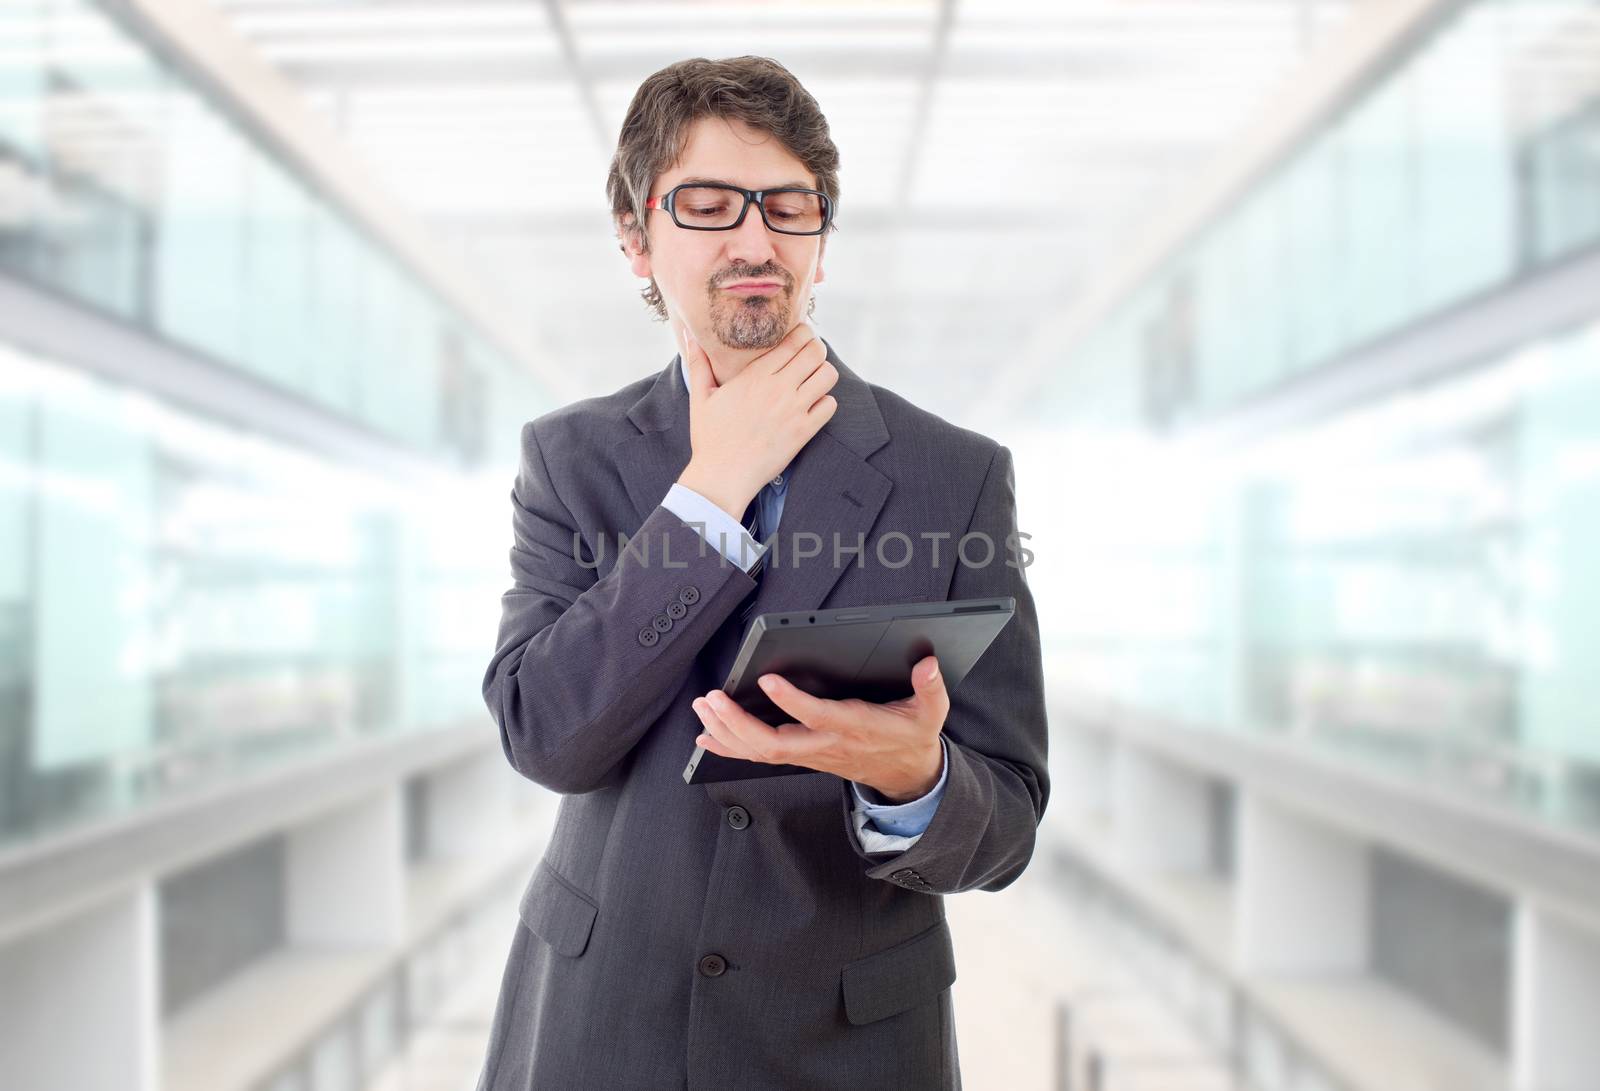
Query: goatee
713 294 791 349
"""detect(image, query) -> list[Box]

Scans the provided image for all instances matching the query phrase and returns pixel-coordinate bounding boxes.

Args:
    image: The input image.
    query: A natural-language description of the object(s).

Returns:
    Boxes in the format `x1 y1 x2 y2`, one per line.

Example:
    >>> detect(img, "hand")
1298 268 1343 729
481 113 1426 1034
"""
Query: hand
691 655 948 802
675 322 839 520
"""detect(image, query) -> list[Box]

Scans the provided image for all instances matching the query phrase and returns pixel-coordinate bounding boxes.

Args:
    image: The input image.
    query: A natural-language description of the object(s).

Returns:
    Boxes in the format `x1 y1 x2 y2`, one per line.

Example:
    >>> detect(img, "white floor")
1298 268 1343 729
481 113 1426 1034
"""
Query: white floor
365 866 1237 1091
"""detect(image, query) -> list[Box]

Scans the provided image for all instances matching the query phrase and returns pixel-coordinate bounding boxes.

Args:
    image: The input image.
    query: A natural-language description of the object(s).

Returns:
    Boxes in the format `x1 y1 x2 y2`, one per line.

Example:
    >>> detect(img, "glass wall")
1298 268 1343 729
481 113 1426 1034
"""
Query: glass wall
1045 0 1600 429
0 0 550 850
0 0 545 465
0 339 511 850
1035 0 1600 835
1039 281 1600 834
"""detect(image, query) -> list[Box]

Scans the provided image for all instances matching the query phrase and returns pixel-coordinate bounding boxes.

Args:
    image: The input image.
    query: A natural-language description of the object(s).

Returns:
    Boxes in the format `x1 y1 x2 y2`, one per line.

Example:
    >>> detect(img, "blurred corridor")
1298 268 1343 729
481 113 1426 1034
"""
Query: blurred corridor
2 0 1599 1088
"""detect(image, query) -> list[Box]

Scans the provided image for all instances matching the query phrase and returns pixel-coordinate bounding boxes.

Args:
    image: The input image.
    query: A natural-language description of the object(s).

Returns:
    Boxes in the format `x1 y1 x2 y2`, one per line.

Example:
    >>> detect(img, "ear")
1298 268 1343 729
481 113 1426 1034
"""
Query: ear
813 235 827 287
617 212 652 279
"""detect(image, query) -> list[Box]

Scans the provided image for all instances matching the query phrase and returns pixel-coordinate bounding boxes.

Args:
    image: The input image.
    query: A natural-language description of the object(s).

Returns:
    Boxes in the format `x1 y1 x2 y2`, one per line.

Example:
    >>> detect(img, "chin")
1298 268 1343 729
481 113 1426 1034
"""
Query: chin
710 297 791 350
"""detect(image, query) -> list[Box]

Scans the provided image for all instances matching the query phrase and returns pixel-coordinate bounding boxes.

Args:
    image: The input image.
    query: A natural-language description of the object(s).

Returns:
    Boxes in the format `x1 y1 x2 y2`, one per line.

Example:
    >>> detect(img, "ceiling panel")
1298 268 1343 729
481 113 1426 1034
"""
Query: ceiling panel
209 0 1353 425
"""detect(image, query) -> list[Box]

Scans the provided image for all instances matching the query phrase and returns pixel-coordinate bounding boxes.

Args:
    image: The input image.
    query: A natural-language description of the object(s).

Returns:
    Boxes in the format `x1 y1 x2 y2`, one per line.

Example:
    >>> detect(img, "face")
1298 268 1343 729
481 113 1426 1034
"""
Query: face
623 115 827 351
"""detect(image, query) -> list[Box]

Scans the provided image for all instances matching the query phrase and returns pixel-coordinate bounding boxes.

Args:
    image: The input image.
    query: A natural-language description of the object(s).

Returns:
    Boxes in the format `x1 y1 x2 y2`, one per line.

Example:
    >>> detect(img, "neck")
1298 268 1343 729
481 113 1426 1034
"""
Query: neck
672 319 807 385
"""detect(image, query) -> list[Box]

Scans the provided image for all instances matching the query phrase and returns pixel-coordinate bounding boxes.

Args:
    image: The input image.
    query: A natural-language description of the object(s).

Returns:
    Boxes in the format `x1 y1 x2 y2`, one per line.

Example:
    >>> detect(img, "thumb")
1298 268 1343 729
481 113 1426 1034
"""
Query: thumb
911 655 948 724
889 655 946 721
680 326 717 399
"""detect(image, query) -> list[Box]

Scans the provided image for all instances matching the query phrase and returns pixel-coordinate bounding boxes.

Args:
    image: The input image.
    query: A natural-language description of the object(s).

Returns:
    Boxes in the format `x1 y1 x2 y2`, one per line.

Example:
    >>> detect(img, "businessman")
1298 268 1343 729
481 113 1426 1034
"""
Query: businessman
477 55 1048 1090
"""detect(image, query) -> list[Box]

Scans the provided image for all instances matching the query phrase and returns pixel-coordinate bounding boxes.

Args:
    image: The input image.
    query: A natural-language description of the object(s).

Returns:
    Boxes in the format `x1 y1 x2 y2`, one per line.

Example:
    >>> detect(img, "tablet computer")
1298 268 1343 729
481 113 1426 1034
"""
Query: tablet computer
683 596 1015 785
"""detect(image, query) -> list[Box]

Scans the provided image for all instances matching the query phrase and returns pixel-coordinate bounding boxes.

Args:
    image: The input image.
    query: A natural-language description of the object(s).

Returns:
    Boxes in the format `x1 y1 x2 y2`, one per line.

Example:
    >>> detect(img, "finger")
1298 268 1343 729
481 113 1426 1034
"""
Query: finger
911 655 950 727
756 673 835 730
769 721 831 761
680 326 717 398
706 690 791 764
805 393 838 423
772 332 825 381
755 322 817 376
693 697 749 758
694 729 736 758
795 357 837 402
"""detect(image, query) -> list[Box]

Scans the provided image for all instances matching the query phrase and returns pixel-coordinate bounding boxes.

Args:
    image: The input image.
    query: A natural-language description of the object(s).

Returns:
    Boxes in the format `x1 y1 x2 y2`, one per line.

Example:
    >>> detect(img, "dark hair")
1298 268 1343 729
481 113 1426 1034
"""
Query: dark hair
607 56 840 320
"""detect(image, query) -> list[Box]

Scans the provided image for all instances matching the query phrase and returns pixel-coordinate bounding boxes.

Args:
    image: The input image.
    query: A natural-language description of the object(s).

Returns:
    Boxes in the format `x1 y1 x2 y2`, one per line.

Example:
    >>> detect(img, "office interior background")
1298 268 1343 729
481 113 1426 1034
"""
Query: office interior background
1 0 1597 1088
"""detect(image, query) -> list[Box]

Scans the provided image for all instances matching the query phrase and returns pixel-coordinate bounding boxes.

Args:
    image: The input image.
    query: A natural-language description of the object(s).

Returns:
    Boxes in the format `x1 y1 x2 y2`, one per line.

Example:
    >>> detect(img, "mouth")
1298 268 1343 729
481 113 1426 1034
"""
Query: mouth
722 281 783 294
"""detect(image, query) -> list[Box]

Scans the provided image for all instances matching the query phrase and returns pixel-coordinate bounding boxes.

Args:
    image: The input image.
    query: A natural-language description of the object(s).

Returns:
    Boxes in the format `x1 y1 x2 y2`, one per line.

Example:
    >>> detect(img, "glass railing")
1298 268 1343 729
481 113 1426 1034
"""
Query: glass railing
1053 849 1360 1091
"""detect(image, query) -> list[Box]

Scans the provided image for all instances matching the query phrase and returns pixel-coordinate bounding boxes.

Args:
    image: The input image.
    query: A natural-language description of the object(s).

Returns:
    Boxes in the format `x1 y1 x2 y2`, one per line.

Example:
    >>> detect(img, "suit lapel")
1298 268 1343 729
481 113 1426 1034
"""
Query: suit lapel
613 338 892 615
615 357 692 526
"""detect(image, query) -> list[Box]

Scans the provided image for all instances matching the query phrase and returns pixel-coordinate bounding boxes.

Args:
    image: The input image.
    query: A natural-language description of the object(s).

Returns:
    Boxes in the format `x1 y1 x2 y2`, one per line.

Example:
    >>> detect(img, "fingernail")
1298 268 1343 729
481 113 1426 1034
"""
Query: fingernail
759 676 775 691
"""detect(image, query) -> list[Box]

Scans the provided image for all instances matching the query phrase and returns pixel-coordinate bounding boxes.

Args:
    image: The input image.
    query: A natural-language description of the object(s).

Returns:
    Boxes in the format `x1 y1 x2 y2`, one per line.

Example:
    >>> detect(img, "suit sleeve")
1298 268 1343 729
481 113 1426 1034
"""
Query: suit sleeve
481 421 760 793
841 443 1050 893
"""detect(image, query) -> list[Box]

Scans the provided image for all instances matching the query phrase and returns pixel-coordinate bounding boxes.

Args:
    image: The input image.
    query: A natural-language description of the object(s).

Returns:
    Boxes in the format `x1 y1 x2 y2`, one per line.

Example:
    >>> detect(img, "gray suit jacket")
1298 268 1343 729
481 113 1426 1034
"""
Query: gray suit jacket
477 341 1048 1090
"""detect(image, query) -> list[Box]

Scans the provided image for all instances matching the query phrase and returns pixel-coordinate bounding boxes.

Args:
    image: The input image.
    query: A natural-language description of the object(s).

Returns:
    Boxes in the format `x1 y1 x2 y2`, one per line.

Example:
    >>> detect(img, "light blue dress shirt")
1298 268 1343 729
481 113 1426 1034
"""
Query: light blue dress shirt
660 354 948 853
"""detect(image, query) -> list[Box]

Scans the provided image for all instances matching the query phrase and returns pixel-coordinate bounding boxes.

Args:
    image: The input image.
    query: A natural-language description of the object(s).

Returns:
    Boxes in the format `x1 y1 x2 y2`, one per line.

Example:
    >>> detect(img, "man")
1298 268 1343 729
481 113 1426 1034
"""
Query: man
477 56 1047 1090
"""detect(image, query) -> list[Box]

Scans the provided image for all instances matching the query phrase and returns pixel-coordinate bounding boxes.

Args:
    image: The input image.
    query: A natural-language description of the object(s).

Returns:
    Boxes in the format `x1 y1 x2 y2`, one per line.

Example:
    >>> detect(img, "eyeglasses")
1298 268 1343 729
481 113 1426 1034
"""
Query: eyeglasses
646 183 833 236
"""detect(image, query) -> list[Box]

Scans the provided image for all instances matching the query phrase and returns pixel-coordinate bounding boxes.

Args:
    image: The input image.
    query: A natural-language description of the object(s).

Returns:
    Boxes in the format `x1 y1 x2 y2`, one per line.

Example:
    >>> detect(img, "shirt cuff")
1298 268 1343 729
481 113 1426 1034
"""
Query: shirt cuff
849 737 948 853
662 482 764 572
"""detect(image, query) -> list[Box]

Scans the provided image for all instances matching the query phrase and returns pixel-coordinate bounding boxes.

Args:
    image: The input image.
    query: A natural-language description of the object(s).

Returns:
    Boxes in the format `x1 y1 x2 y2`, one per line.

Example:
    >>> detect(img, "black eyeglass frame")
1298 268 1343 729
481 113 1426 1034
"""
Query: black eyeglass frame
645 183 834 236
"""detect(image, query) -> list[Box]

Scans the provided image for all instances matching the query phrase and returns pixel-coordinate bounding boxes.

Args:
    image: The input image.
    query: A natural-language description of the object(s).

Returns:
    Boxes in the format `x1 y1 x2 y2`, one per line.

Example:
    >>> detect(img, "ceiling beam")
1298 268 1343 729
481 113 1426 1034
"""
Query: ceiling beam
540 0 610 152
861 0 955 366
972 0 1462 424
273 48 1166 88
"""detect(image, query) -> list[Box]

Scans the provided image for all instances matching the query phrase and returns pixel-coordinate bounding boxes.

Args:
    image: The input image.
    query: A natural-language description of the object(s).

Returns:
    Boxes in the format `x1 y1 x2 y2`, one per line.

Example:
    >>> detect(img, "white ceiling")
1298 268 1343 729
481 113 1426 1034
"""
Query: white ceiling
209 0 1354 430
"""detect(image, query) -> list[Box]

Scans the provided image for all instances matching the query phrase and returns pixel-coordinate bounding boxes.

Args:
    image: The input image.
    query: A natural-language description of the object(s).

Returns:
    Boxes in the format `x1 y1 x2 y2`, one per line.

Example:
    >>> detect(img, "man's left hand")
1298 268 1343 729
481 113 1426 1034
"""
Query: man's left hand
692 655 948 802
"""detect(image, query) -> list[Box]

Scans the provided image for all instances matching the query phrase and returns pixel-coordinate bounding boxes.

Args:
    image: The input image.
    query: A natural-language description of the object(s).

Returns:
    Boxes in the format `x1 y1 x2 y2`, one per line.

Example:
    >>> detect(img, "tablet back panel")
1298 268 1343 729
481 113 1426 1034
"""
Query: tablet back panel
683 597 1014 784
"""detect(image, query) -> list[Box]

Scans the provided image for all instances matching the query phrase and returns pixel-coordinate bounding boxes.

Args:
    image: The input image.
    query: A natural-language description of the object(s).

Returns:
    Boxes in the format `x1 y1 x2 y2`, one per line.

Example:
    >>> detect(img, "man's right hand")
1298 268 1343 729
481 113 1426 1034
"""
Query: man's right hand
674 322 839 521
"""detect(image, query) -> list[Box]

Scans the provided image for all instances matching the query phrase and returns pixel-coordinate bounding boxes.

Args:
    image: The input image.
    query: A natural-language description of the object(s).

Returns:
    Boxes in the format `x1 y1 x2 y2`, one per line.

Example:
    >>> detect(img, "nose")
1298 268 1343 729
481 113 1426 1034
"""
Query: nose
724 199 778 267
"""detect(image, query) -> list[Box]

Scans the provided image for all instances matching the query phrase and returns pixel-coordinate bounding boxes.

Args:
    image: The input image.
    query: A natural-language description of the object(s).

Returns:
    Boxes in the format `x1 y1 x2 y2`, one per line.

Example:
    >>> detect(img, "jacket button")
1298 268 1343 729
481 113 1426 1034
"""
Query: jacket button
698 953 727 978
637 627 659 647
667 600 687 620
678 585 700 605
651 613 673 633
726 805 750 830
